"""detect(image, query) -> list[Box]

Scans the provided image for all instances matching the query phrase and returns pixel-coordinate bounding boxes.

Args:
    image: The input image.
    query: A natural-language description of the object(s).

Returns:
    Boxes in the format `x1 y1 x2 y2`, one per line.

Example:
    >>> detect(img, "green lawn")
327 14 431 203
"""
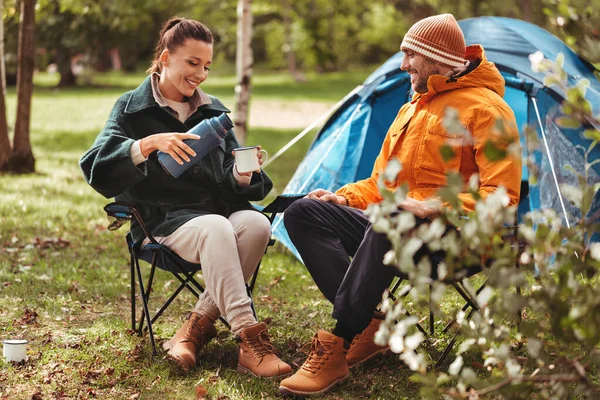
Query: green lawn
0 70 433 399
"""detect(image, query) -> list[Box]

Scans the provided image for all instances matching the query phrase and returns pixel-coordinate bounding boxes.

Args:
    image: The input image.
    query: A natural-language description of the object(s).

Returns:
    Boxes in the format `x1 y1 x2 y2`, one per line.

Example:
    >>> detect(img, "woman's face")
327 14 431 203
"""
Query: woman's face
159 39 213 102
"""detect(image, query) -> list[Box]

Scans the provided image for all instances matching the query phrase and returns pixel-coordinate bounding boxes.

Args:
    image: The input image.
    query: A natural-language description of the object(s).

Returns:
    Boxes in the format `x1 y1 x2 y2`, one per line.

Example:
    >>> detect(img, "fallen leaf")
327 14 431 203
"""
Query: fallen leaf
266 276 282 291
17 308 38 325
195 384 208 399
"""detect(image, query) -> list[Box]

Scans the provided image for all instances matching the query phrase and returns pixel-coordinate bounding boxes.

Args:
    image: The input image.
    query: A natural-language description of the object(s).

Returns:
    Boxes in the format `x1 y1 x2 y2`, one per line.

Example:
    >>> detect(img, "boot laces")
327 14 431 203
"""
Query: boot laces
350 331 364 347
186 315 208 347
301 335 336 374
245 329 276 361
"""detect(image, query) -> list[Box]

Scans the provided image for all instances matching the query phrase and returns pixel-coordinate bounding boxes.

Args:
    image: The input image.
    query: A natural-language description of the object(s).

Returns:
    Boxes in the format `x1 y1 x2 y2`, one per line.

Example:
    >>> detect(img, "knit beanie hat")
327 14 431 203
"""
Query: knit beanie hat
400 14 466 68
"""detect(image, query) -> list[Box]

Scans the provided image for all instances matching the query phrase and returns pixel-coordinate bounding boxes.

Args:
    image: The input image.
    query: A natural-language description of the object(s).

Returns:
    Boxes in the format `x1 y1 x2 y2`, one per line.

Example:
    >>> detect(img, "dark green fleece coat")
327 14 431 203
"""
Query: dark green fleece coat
80 76 273 244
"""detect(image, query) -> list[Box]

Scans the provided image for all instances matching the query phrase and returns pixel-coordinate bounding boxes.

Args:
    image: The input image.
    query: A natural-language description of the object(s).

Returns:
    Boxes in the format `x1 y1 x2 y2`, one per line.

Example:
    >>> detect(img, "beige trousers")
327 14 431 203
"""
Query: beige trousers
146 210 271 332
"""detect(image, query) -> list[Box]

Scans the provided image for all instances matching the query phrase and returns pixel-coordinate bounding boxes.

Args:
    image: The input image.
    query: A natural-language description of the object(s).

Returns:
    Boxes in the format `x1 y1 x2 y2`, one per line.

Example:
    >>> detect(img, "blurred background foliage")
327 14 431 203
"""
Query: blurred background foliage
2 0 599 87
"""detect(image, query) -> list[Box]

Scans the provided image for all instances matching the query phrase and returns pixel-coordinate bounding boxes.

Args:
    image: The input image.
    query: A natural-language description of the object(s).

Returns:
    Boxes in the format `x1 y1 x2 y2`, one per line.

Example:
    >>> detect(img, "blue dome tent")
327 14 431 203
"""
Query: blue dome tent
267 16 600 257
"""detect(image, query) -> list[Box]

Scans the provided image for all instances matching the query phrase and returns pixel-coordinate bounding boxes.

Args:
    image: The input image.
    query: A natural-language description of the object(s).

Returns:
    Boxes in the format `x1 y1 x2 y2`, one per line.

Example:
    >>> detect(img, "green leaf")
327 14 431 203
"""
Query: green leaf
483 141 507 161
544 75 559 87
583 129 600 142
555 53 565 68
555 116 581 129
440 144 455 163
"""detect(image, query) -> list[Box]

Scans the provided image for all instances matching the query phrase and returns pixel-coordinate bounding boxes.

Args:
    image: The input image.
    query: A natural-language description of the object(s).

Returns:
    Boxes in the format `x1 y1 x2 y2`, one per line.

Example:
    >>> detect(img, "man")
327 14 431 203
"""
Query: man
279 14 521 396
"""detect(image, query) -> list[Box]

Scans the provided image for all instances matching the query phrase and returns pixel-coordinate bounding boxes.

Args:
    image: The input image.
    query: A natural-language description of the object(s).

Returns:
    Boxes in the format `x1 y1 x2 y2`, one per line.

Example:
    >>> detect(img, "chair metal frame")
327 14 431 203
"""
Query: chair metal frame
104 195 304 355
386 220 525 369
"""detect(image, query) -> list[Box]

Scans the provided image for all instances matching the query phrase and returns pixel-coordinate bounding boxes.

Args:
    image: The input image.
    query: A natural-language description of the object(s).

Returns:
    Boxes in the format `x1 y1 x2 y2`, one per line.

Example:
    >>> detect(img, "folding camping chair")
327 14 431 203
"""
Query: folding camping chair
104 194 304 355
386 181 529 368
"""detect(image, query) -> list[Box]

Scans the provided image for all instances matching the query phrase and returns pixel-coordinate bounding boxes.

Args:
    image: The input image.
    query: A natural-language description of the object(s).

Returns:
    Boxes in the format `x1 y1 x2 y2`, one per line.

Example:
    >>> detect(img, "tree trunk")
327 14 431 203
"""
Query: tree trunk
56 41 75 87
522 0 532 22
0 0 6 96
234 0 253 145
470 0 481 17
0 0 10 172
10 0 36 174
51 0 75 87
281 0 303 81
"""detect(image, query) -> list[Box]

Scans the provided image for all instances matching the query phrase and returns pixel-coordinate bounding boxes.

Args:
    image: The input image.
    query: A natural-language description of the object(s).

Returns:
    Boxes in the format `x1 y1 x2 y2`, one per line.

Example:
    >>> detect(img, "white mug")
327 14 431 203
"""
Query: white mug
234 146 269 174
3 339 28 362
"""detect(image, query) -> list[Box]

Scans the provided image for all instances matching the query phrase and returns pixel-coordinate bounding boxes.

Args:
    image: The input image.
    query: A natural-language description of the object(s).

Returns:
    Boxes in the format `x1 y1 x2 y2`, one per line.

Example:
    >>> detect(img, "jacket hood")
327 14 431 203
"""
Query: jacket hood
419 45 505 102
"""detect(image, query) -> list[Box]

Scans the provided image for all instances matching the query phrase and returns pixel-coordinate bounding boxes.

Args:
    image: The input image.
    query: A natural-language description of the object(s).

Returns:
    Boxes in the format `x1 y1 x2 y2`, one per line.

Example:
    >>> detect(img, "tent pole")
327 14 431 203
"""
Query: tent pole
295 100 367 194
531 97 571 228
270 97 367 233
262 85 364 169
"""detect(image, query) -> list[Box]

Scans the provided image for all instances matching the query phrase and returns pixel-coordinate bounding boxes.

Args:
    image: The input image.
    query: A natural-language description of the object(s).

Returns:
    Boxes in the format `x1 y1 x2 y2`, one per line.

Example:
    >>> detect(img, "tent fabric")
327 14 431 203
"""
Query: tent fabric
272 17 600 258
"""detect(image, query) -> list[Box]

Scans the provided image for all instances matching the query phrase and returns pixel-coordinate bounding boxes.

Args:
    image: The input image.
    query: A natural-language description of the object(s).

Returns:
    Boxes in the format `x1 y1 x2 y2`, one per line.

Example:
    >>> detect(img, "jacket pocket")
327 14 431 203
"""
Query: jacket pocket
418 130 464 175
198 145 226 184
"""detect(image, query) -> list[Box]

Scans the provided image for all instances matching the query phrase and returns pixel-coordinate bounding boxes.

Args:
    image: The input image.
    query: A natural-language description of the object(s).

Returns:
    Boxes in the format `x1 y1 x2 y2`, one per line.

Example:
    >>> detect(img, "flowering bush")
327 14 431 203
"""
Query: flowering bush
368 54 600 399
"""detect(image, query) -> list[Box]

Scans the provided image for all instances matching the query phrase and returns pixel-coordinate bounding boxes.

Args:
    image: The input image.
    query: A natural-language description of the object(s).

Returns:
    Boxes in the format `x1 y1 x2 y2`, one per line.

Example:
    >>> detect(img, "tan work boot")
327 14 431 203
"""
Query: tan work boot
347 318 390 368
237 322 292 377
279 330 349 396
163 312 217 372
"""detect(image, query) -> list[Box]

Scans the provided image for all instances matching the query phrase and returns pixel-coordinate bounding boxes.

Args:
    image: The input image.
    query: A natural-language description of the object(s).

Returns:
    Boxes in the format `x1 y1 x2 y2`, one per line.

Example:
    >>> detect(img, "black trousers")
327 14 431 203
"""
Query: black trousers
284 198 405 337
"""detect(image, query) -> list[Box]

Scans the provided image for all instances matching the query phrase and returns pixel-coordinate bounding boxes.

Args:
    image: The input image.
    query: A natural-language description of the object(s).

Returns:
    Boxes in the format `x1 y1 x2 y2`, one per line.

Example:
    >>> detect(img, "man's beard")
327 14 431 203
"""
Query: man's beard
413 68 440 93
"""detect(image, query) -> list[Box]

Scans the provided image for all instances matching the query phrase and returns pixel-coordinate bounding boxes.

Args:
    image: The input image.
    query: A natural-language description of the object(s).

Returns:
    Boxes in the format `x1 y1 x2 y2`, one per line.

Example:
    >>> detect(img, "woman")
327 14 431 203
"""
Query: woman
80 17 291 378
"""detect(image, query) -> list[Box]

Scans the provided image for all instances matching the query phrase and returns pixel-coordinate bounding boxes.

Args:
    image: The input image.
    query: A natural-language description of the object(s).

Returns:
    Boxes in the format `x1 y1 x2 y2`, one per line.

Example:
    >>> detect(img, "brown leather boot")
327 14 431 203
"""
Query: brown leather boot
346 318 390 368
236 322 293 378
163 312 217 372
279 330 349 396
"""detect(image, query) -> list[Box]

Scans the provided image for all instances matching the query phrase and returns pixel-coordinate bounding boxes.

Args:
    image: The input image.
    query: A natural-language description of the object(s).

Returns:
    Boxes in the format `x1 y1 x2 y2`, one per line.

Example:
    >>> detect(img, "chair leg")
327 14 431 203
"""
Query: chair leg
442 280 487 334
144 280 188 331
130 255 136 331
436 279 487 368
138 262 156 334
247 261 262 321
429 284 435 336
452 281 481 313
163 261 231 330
436 307 476 368
135 257 157 355
383 280 429 336
516 258 523 325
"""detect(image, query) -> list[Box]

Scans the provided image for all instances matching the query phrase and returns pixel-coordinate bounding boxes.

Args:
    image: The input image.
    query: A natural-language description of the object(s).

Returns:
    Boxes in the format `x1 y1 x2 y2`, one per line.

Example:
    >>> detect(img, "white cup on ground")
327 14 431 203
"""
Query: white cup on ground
3 339 28 362
234 146 269 174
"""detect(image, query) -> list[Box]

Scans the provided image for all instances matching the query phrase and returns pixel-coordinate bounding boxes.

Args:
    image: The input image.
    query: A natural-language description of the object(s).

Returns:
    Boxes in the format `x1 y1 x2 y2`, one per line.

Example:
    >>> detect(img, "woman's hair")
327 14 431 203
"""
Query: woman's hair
148 17 213 74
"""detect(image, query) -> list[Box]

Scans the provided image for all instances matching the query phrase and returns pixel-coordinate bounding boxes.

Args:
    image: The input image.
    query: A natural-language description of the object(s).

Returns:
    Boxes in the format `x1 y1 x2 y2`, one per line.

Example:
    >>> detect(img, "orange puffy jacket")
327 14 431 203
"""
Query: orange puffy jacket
336 45 521 212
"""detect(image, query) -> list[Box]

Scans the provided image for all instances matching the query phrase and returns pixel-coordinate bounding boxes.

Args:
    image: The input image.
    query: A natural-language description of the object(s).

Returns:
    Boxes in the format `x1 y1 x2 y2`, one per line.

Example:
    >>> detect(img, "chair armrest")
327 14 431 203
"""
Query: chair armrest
259 194 306 224
103 202 158 244
261 194 306 214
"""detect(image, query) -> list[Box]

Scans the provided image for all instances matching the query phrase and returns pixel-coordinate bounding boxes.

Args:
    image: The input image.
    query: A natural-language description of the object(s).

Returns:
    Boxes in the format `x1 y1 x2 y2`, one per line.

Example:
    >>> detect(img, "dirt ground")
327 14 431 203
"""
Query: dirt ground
249 99 336 129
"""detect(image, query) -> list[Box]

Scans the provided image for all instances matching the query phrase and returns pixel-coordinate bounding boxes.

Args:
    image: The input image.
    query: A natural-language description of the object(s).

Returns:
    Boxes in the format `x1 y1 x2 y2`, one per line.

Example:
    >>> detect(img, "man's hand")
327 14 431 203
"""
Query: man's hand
140 132 199 164
398 197 442 219
305 189 348 206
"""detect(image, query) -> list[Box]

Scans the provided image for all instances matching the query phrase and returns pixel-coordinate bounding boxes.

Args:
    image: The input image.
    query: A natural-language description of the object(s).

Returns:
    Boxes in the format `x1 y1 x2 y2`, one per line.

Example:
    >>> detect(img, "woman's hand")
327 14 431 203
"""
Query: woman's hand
305 189 348 206
232 145 266 177
140 132 199 165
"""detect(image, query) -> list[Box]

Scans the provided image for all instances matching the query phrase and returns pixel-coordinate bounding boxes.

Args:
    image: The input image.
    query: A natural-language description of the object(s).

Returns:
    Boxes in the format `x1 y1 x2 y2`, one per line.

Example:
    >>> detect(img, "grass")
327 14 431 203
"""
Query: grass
0 69 459 399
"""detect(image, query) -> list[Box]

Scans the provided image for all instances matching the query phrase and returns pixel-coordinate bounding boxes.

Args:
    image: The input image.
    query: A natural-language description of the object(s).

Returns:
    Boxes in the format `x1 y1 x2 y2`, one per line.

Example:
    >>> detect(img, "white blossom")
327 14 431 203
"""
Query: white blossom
405 332 425 350
529 51 545 72
449 355 464 376
589 243 600 261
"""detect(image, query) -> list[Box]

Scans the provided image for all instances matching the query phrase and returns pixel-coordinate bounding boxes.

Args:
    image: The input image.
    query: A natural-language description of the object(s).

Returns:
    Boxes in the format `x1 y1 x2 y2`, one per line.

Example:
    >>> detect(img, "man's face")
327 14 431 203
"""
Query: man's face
401 51 447 93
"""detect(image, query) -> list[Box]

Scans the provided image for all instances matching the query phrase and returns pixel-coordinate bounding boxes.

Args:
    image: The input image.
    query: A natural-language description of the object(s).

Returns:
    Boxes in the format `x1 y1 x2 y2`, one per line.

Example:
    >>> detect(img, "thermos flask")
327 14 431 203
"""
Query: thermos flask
157 113 234 178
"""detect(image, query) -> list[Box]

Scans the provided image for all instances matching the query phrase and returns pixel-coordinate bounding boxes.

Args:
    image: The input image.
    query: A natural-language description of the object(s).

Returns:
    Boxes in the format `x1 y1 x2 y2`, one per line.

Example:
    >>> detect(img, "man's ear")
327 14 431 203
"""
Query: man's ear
159 49 170 67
